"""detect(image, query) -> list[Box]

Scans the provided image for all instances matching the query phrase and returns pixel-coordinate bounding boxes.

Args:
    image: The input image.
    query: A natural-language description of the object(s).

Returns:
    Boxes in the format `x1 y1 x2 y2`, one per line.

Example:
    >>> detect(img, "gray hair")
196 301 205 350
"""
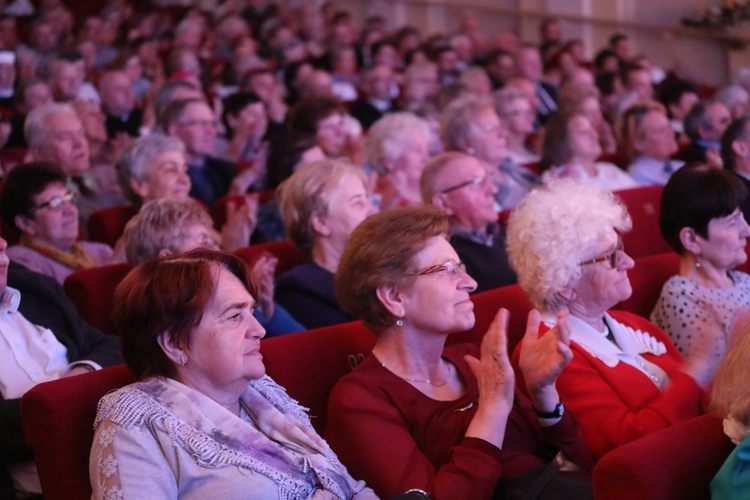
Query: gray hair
118 134 187 202
24 102 77 148
123 198 212 265
506 178 632 313
440 95 494 151
715 84 749 113
493 86 529 116
366 112 430 175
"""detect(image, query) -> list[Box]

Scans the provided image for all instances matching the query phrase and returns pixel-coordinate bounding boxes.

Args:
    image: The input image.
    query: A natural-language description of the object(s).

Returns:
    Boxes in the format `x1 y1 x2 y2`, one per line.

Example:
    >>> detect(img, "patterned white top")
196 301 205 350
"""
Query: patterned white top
651 270 750 366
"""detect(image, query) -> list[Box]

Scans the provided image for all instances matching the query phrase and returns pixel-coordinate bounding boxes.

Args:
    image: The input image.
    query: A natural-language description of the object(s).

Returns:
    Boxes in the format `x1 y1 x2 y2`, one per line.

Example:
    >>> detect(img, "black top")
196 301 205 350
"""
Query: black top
275 260 357 329
187 156 238 208
450 229 518 294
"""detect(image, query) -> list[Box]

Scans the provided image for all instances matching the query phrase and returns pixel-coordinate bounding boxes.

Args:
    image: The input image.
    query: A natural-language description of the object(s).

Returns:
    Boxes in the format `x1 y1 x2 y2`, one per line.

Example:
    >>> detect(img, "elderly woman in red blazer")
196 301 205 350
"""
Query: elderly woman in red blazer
506 178 716 459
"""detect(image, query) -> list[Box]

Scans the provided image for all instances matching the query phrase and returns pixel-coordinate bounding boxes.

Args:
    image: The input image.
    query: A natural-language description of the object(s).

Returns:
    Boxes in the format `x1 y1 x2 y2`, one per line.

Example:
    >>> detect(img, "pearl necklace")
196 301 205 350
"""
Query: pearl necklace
374 351 452 387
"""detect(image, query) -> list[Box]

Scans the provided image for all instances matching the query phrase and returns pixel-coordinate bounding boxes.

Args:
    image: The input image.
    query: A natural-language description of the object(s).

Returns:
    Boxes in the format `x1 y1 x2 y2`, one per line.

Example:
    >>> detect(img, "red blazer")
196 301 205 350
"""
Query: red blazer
513 310 703 460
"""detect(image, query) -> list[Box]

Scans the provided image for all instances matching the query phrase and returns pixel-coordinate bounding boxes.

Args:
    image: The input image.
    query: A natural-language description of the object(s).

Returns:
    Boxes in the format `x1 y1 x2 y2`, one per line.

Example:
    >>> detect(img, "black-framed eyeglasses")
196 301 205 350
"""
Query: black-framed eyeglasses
34 191 76 211
411 259 467 278
578 237 624 268
440 175 488 194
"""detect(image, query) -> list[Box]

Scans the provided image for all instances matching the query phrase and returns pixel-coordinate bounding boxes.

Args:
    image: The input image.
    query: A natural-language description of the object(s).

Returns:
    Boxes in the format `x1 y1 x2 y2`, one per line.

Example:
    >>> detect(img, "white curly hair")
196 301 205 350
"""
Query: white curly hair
506 179 632 313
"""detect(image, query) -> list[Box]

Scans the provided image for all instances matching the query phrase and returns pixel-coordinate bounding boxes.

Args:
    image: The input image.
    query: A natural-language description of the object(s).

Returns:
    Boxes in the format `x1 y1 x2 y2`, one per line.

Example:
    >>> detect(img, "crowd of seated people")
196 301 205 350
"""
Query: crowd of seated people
1 0 750 496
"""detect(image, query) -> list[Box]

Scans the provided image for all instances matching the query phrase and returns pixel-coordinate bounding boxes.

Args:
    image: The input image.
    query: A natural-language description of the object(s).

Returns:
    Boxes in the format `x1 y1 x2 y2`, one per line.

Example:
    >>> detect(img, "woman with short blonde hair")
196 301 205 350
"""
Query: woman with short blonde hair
275 159 375 328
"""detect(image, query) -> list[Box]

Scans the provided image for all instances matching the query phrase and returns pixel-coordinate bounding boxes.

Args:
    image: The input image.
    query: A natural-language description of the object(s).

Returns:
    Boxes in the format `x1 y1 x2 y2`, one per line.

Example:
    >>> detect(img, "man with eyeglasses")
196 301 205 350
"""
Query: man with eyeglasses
162 98 238 207
421 152 517 293
0 232 120 497
682 99 732 168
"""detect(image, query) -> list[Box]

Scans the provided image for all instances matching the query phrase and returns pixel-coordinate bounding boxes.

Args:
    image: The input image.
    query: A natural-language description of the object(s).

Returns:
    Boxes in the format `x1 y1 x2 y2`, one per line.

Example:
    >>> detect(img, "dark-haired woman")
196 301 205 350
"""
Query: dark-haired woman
651 163 750 378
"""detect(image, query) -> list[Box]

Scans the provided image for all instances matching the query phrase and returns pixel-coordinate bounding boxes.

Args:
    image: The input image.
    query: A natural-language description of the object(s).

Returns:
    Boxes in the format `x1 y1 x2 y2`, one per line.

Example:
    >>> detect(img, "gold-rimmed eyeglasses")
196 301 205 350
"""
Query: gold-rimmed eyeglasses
578 237 624 268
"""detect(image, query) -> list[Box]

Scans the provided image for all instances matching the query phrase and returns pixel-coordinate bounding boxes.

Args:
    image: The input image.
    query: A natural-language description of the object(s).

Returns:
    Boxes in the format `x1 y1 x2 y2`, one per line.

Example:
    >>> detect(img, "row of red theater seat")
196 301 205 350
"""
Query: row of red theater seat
22 277 733 499
62 240 308 335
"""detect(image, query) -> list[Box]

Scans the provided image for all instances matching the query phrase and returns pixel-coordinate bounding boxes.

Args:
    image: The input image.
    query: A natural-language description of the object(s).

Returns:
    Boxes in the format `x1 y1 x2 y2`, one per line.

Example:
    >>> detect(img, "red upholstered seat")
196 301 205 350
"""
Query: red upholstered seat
593 414 733 500
261 321 376 434
613 252 680 318
616 185 672 259
21 365 136 500
234 241 307 277
0 147 28 174
86 205 138 247
63 263 132 335
447 284 534 355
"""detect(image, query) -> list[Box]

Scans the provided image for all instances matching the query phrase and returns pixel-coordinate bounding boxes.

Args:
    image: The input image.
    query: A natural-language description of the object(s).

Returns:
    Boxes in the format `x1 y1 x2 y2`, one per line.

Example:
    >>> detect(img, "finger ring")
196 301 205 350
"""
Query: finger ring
492 354 499 362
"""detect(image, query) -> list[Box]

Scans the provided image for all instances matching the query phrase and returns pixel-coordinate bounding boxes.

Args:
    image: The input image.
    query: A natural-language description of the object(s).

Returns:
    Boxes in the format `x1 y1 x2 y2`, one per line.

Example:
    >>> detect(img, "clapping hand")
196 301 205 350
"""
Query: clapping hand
464 308 515 413
249 253 278 320
519 309 573 400
220 193 259 252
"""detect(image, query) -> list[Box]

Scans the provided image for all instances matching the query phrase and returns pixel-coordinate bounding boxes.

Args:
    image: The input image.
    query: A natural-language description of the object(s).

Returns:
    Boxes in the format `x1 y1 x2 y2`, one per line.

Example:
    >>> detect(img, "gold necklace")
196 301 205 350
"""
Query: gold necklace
374 351 451 387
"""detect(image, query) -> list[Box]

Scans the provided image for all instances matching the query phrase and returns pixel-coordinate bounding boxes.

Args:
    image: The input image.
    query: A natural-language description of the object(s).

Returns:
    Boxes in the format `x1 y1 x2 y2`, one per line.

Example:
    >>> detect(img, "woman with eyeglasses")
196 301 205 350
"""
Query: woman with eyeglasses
325 205 594 499
506 179 713 459
0 162 114 284
540 110 637 192
651 164 750 382
440 94 541 210
493 86 539 164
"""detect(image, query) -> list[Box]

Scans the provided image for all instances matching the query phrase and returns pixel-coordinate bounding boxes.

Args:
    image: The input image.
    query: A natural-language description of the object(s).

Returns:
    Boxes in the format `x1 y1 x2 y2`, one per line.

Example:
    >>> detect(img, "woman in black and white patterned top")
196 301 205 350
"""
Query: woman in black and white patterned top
651 164 750 379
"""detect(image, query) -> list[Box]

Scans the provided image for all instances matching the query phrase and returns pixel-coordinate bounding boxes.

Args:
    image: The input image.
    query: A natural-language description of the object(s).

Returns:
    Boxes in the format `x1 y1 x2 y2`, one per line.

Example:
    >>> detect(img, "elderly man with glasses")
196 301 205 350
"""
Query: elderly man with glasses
161 98 238 207
420 151 517 293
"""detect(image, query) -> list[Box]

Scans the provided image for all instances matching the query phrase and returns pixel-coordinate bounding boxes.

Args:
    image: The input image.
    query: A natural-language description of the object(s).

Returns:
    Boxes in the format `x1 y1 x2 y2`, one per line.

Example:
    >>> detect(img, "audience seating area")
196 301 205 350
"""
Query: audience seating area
86 205 138 247
26 262 736 499
21 364 136 500
34 180 734 499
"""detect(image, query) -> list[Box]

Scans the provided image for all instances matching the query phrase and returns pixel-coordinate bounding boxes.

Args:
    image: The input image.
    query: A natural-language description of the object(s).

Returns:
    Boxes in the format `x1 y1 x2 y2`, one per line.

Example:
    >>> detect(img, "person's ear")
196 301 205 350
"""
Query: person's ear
129 177 150 199
732 139 750 159
310 212 332 237
556 287 576 303
679 227 703 255
431 192 453 215
376 284 406 318
14 214 36 236
380 155 395 173
156 330 185 365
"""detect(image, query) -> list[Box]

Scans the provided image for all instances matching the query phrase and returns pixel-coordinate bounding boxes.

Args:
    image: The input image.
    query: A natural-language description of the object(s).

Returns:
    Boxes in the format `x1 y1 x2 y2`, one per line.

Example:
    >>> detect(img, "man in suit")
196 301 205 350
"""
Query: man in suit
349 64 395 130
516 45 557 126
0 236 121 497
98 70 143 139
721 116 750 221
